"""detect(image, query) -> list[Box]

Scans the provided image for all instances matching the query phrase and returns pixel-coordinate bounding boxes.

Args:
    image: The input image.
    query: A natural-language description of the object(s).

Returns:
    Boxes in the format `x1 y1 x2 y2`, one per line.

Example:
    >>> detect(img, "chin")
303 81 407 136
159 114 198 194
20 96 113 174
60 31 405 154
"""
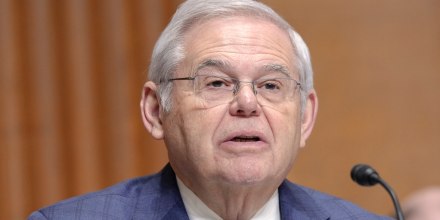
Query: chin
217 159 275 185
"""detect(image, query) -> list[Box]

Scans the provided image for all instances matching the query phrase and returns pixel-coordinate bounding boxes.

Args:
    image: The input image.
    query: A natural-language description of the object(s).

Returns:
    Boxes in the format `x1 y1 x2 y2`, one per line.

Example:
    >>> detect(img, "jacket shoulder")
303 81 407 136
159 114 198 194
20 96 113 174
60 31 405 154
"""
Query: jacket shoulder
29 165 183 220
279 181 393 220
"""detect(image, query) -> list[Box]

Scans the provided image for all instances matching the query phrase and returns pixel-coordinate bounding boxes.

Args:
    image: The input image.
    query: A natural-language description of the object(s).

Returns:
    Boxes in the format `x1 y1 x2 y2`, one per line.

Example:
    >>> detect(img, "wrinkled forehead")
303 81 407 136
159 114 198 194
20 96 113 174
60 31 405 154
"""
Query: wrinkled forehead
181 15 298 77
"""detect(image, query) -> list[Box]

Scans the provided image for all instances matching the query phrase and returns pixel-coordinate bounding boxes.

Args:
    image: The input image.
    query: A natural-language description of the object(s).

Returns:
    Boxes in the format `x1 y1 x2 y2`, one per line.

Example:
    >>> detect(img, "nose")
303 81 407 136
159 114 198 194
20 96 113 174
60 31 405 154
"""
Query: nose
229 83 261 117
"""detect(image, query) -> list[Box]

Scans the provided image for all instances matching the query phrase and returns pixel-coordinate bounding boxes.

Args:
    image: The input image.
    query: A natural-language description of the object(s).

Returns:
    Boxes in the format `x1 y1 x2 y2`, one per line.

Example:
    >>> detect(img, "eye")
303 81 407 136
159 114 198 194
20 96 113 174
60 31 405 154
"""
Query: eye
208 79 227 88
202 76 233 89
259 80 282 91
263 82 279 90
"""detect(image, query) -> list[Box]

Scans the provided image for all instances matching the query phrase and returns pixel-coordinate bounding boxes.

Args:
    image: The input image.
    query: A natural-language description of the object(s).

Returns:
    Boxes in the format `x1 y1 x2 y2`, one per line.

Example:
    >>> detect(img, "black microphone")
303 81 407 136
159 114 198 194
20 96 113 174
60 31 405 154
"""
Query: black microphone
351 164 405 220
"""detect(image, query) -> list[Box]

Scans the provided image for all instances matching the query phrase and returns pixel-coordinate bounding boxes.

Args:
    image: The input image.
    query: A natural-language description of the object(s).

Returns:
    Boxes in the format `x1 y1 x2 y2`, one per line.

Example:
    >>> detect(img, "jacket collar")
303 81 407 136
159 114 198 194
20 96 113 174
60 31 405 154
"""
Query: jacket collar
133 164 189 219
279 180 331 220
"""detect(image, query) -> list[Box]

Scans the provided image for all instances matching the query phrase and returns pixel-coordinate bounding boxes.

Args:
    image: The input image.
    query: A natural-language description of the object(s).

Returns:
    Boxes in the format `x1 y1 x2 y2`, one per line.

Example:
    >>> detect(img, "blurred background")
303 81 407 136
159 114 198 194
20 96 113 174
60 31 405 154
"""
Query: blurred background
1 0 439 219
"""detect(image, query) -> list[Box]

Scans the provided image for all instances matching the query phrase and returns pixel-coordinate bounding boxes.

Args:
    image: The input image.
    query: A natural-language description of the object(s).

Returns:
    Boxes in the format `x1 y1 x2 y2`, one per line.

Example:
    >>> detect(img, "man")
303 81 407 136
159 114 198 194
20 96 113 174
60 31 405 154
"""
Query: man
30 0 390 219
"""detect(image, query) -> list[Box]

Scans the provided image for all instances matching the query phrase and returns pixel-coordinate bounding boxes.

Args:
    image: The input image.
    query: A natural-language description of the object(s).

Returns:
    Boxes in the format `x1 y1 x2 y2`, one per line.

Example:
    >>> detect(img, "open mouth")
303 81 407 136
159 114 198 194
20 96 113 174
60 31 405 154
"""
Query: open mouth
231 136 261 142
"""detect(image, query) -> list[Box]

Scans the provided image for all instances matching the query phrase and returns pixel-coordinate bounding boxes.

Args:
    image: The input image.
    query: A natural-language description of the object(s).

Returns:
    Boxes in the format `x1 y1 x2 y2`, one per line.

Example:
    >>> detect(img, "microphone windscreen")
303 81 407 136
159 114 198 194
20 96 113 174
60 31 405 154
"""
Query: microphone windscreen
351 164 380 186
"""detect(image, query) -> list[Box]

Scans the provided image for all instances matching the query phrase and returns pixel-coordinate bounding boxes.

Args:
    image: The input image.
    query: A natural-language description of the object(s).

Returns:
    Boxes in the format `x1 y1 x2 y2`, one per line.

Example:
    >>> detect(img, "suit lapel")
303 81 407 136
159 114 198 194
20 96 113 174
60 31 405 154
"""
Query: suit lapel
161 202 189 220
279 180 330 220
157 164 190 220
133 164 189 220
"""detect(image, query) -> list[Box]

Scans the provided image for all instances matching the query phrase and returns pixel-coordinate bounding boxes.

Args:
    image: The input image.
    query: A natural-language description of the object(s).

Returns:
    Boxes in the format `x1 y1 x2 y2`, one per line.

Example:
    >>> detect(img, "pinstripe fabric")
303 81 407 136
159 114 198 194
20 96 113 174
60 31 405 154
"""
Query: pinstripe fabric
29 164 391 220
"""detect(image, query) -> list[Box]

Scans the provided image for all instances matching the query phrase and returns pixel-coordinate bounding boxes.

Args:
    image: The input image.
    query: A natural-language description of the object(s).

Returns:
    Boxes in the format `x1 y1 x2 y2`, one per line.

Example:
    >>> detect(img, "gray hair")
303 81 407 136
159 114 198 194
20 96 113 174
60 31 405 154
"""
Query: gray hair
148 0 314 112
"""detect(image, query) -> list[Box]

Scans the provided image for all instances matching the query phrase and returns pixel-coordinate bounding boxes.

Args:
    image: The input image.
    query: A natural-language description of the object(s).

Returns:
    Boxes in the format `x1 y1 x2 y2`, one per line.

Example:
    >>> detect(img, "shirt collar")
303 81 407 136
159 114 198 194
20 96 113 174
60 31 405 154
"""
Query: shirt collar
176 176 281 220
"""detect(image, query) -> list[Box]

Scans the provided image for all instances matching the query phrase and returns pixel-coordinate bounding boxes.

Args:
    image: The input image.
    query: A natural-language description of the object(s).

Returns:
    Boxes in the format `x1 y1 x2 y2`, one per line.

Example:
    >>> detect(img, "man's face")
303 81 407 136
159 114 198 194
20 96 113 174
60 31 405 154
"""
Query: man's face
154 16 315 187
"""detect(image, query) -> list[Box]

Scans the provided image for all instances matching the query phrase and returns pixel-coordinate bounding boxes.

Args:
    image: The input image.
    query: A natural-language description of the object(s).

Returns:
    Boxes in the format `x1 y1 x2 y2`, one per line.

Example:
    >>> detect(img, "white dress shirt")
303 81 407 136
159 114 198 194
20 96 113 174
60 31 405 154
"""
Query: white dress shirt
176 176 281 220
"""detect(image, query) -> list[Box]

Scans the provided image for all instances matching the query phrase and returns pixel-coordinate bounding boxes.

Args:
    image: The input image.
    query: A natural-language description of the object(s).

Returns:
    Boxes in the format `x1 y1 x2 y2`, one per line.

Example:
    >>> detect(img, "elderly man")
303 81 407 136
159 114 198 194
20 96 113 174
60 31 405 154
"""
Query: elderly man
30 0 391 219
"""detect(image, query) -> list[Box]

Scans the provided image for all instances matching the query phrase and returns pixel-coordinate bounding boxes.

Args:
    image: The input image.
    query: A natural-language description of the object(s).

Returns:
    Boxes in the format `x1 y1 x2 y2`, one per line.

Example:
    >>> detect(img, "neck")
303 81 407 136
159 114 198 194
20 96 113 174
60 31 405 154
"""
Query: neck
177 175 282 220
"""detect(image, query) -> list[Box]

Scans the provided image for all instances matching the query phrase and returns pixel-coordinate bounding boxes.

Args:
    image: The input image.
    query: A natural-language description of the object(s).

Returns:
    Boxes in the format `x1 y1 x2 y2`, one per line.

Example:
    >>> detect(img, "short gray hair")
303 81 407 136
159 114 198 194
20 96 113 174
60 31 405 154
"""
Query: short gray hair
148 0 314 112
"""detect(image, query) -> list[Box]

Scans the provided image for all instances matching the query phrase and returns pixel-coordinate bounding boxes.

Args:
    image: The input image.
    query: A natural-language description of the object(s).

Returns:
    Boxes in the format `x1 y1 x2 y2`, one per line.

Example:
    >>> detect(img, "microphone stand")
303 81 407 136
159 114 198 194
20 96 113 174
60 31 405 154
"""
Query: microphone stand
375 176 405 220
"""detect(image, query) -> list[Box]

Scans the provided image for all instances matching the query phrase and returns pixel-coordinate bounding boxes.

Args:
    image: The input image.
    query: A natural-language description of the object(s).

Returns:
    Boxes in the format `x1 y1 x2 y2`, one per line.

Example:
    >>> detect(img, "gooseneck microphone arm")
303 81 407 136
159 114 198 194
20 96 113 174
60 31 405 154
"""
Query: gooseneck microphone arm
376 178 405 220
351 164 405 220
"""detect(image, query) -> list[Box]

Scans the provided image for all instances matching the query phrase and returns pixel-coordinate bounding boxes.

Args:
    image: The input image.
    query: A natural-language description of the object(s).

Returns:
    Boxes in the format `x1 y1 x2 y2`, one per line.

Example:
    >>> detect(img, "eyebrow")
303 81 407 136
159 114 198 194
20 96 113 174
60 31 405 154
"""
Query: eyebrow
263 64 291 77
195 59 232 74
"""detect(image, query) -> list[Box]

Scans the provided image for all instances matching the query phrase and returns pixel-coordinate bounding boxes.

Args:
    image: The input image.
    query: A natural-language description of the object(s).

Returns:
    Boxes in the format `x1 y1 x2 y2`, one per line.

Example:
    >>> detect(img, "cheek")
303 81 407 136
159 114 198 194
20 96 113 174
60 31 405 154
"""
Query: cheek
264 103 301 139
263 104 302 161
164 101 223 158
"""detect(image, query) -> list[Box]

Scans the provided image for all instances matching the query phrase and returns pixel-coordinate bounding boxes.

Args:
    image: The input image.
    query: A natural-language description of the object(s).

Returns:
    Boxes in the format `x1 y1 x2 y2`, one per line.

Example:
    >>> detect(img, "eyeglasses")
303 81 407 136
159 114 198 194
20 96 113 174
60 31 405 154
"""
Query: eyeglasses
165 74 302 106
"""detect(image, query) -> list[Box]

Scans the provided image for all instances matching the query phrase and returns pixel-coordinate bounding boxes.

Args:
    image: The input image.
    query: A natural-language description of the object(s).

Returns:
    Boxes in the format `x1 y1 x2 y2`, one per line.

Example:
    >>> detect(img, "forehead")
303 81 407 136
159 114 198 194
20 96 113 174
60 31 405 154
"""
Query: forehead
181 15 297 77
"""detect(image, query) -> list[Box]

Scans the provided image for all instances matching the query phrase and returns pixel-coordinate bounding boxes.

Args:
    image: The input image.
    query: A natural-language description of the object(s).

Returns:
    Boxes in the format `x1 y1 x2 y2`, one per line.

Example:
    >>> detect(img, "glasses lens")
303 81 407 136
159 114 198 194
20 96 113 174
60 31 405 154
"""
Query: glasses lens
255 78 296 103
194 75 235 102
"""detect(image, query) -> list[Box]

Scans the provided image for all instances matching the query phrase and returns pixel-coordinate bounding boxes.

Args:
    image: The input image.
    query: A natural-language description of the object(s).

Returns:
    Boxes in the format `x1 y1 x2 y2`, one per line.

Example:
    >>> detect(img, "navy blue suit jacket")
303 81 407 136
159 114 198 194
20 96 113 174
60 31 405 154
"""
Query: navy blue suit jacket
29 164 391 219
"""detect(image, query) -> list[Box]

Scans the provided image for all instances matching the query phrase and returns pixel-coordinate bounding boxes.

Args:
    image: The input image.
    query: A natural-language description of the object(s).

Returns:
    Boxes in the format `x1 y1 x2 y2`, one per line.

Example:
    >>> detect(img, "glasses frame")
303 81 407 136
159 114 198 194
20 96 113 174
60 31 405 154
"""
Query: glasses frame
164 74 302 103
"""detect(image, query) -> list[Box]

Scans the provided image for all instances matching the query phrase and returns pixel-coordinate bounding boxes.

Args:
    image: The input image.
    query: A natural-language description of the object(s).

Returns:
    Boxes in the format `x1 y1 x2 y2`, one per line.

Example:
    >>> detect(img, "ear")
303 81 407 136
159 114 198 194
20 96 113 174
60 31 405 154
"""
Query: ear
140 81 164 139
300 89 318 148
